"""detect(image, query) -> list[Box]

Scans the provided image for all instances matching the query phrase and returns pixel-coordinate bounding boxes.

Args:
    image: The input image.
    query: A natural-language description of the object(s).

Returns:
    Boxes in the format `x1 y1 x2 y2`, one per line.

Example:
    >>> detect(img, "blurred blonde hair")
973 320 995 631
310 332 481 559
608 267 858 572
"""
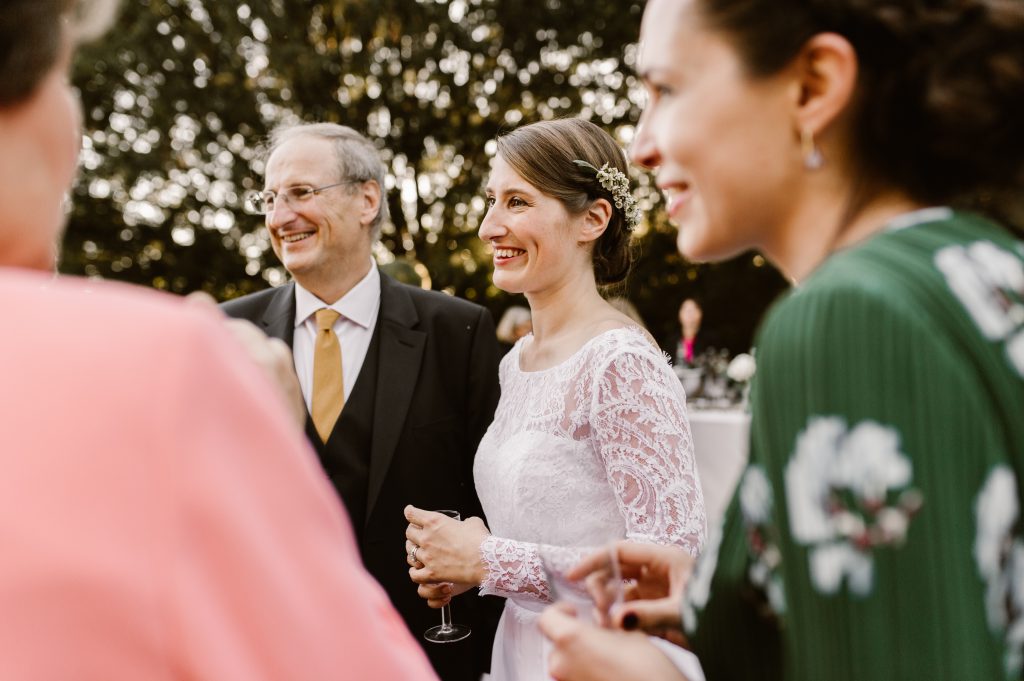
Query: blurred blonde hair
70 0 120 42
496 306 532 344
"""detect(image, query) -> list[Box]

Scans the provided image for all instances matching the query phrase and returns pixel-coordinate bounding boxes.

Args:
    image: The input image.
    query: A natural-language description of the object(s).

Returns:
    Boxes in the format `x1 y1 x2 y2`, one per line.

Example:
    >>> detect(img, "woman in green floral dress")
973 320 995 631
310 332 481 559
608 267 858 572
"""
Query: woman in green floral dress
538 1 1024 680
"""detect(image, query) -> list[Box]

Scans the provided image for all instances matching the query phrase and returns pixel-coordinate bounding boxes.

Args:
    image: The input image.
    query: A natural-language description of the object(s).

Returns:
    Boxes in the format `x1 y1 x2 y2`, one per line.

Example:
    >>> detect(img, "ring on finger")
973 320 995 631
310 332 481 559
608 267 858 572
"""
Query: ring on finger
408 545 419 564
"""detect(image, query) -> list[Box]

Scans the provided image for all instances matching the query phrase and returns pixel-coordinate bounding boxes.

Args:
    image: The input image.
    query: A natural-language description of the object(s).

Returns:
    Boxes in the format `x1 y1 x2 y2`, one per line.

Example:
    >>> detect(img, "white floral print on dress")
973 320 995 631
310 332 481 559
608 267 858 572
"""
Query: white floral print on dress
739 465 785 614
682 463 787 637
935 240 1024 377
974 465 1024 676
785 417 922 597
681 521 722 635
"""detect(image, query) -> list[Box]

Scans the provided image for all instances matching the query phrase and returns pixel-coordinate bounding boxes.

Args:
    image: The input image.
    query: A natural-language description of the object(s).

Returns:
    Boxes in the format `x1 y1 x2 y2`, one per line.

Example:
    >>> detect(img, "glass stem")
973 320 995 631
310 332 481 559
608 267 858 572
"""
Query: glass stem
440 602 453 632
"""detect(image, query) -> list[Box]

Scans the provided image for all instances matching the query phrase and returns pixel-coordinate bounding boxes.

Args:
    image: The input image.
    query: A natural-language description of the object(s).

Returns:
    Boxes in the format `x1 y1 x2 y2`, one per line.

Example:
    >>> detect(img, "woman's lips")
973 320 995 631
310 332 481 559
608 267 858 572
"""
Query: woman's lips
663 186 692 219
493 247 526 264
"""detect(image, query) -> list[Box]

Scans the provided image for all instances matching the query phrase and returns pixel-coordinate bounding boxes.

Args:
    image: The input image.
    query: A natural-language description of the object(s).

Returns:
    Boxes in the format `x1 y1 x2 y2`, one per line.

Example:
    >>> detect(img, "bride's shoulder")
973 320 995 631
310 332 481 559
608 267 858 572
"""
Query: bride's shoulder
584 323 666 365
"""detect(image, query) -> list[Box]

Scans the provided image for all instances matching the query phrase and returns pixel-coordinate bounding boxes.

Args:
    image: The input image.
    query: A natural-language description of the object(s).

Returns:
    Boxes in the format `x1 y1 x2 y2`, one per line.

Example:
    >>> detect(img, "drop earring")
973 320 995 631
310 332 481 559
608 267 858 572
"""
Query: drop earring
801 128 824 170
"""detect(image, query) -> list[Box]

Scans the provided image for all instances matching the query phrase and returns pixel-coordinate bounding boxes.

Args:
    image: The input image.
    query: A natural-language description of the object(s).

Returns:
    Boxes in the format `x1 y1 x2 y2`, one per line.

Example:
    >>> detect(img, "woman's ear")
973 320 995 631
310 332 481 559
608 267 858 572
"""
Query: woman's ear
578 197 613 244
790 32 858 145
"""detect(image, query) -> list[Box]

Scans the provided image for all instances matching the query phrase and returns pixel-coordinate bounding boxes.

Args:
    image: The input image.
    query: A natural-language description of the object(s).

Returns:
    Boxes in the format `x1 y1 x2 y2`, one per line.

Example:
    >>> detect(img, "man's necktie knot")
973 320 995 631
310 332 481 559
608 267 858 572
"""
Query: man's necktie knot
316 307 341 332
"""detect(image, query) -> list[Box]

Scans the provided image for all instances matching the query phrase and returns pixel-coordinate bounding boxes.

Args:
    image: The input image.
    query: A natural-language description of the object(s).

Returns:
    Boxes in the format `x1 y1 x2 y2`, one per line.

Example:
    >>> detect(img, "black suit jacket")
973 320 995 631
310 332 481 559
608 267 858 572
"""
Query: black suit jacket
222 272 502 680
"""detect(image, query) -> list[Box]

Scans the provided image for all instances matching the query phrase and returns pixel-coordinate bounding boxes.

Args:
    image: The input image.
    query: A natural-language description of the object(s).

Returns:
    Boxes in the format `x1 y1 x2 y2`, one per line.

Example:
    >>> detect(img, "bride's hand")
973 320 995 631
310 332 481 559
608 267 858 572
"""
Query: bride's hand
404 505 489 588
413 580 475 608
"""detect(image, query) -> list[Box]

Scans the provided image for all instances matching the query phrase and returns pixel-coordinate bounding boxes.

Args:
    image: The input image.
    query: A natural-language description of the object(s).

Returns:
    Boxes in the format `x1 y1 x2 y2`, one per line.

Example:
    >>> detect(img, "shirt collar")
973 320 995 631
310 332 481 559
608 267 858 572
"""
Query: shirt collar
294 259 380 330
884 206 953 232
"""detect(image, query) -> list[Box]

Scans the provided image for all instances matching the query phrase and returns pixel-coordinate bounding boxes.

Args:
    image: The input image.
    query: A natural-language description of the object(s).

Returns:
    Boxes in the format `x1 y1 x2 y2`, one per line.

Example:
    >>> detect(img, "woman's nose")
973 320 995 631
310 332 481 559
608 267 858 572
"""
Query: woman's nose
478 209 506 243
629 116 661 170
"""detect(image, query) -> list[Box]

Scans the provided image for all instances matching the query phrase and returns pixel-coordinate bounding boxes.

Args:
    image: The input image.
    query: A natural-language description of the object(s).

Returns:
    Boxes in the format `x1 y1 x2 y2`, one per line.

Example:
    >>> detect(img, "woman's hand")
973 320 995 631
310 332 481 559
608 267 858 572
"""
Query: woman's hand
569 541 694 640
539 603 690 681
404 505 490 595
410 580 475 609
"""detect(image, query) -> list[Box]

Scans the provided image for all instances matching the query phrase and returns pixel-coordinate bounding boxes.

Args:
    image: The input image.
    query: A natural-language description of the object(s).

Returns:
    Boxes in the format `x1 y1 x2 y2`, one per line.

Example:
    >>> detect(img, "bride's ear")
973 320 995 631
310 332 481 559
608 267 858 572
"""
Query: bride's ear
578 198 612 244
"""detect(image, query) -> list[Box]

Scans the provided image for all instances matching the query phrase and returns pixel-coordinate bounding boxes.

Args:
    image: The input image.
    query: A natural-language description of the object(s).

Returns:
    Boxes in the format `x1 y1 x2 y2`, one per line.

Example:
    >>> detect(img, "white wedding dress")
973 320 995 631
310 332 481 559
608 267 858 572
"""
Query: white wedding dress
474 326 707 680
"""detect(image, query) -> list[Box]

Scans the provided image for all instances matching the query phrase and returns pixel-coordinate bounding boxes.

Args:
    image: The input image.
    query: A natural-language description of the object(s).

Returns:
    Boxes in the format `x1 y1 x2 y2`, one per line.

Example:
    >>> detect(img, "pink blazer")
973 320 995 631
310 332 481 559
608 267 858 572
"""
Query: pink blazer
0 270 437 680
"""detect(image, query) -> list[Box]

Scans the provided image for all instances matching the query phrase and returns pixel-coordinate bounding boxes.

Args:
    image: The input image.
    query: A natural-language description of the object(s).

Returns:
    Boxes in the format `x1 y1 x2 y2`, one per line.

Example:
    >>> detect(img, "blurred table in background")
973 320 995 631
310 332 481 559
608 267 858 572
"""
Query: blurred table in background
689 408 751 529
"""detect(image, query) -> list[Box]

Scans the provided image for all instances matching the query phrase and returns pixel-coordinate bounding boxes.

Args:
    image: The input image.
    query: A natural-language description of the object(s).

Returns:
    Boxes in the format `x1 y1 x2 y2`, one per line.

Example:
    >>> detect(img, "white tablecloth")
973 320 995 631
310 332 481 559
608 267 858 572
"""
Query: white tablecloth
688 408 751 529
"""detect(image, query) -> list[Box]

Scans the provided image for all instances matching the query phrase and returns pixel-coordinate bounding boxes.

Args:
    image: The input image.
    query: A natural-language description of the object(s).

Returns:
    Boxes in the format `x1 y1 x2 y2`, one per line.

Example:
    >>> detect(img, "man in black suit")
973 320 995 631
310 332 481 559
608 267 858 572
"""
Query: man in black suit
222 122 500 680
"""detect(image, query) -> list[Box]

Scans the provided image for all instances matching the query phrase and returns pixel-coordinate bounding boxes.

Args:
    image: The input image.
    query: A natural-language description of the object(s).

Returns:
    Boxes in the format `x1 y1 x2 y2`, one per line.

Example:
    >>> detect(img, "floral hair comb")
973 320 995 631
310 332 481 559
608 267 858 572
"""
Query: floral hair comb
573 159 641 231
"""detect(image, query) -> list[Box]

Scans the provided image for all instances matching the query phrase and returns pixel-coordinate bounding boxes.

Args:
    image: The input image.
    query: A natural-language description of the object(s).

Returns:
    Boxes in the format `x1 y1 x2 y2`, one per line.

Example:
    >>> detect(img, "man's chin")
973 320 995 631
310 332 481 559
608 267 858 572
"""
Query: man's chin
281 252 315 276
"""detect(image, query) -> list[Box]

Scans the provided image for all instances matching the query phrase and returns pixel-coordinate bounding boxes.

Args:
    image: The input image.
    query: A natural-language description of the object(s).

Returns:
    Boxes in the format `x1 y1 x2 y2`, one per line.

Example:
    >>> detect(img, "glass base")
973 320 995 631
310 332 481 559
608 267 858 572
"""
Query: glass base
424 623 471 644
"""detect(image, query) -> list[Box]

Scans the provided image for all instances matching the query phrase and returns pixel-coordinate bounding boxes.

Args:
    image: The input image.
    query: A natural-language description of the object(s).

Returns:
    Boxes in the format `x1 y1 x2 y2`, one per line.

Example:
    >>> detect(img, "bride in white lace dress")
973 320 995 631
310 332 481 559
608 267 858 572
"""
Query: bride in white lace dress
405 119 706 680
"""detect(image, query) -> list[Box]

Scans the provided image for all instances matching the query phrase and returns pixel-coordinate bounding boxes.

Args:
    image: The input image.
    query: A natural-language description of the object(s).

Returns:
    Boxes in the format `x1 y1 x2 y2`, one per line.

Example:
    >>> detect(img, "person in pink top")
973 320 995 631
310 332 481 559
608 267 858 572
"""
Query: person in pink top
0 1 438 679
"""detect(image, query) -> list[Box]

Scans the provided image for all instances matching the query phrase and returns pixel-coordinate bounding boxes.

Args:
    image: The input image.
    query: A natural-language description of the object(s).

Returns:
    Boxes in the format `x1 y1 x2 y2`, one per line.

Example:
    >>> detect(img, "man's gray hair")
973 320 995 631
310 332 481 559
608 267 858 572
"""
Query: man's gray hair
266 122 390 240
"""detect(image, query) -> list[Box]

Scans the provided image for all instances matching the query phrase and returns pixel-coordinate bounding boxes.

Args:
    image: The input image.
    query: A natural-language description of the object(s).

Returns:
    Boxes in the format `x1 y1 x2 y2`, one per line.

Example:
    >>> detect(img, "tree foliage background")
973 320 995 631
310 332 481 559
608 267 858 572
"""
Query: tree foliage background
66 0 788 353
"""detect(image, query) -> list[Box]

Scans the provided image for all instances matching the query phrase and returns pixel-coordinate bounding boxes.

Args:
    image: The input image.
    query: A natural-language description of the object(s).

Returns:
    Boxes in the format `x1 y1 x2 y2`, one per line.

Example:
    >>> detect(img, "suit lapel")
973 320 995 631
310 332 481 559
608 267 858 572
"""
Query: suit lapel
366 273 425 523
258 282 298 347
257 283 317 439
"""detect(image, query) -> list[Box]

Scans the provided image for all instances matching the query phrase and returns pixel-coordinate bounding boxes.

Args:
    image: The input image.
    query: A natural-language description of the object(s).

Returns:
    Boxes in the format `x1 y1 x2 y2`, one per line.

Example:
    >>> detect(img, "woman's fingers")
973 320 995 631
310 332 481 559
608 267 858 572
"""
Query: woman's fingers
405 522 425 546
405 540 424 567
404 505 443 528
404 506 455 546
417 582 452 607
612 596 684 635
409 564 443 585
417 582 451 599
567 546 617 581
415 579 453 608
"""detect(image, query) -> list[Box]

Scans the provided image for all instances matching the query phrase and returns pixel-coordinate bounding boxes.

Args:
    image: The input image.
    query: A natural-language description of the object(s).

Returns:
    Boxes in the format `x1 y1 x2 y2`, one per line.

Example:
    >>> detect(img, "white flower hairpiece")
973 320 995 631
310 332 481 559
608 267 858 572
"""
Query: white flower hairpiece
572 159 641 231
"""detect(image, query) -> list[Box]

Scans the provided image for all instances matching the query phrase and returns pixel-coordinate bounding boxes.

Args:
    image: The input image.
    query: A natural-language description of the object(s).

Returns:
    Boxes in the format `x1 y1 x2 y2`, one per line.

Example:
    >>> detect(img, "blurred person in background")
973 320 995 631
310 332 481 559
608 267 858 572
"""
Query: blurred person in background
541 0 1024 679
0 1 438 678
495 304 532 356
675 297 714 365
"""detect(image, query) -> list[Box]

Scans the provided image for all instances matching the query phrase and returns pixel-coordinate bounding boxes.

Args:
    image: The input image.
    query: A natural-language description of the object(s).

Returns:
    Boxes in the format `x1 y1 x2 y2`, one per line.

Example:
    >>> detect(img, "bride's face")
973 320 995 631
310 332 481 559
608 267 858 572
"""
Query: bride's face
479 155 591 295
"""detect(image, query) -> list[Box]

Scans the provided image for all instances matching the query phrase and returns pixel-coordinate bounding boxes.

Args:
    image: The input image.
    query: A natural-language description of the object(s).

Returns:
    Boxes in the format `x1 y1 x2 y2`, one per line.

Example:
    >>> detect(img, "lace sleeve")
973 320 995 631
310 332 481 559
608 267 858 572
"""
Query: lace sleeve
478 536 587 603
591 345 707 556
477 338 707 603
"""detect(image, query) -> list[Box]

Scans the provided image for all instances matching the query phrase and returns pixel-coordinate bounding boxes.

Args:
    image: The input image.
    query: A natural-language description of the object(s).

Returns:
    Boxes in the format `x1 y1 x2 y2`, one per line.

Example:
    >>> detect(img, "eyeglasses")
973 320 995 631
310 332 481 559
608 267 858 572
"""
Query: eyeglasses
242 180 361 215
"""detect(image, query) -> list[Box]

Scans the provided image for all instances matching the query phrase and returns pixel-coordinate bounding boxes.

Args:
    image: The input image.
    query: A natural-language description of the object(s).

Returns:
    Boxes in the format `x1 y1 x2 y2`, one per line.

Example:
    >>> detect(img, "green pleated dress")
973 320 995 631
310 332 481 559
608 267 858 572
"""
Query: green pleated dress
687 209 1024 681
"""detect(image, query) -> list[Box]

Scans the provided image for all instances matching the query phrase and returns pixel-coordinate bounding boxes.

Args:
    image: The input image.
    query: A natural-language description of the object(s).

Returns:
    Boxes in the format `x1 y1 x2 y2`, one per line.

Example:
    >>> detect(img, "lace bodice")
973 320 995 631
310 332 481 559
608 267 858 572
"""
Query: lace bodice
474 326 706 605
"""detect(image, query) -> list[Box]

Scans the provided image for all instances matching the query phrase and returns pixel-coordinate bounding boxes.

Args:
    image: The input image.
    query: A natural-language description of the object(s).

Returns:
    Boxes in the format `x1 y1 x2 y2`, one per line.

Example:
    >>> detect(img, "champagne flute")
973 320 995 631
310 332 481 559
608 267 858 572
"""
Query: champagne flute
423 509 472 643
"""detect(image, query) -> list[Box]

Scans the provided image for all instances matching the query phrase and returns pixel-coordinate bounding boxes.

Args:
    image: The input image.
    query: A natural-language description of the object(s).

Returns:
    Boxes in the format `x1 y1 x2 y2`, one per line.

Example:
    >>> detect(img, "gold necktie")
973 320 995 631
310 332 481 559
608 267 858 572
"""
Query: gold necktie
312 308 344 442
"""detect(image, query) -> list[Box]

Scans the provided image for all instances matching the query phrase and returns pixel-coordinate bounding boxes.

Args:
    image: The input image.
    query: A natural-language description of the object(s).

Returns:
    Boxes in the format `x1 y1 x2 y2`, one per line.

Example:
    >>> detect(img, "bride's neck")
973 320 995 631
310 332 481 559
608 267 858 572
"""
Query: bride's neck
526 272 605 343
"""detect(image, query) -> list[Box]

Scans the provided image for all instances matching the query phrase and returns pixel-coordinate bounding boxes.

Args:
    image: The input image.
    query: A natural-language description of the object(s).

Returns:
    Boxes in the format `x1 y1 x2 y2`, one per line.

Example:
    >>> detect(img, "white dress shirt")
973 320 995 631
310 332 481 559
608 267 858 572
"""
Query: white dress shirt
292 262 381 414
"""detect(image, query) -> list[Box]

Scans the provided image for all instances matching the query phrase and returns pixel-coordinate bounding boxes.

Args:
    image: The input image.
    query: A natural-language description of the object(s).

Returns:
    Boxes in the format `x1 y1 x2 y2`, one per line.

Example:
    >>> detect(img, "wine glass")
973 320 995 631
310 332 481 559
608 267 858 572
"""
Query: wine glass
539 543 624 627
423 509 472 643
